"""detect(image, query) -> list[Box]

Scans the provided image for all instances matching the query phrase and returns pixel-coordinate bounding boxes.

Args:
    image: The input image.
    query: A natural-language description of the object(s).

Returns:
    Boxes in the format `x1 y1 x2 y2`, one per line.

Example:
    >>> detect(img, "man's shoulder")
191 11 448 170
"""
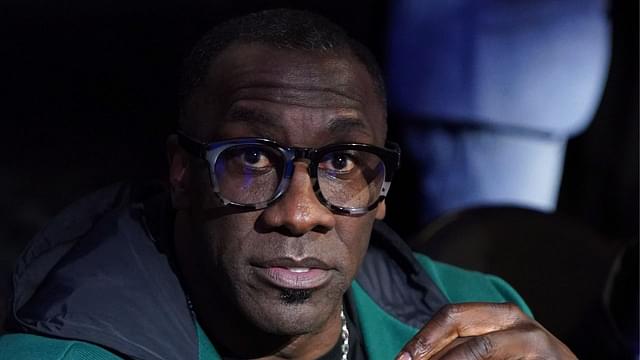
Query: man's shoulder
368 221 532 316
0 333 121 360
413 253 533 316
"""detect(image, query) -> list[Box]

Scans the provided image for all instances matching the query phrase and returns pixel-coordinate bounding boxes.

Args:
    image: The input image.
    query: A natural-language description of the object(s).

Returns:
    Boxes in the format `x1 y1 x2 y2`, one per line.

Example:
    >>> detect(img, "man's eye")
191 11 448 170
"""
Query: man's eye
321 153 356 173
241 149 271 168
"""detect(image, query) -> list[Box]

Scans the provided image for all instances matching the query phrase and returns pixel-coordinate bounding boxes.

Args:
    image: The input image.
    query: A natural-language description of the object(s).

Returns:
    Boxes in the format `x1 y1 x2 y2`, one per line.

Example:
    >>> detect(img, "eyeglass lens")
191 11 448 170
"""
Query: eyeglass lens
317 151 385 209
212 144 386 209
214 145 285 205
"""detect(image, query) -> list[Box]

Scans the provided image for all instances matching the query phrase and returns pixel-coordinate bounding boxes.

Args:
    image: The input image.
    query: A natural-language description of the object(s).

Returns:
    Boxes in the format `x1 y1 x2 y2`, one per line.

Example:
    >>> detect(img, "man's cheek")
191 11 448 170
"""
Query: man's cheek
207 211 256 242
342 219 374 267
338 217 374 247
199 222 240 273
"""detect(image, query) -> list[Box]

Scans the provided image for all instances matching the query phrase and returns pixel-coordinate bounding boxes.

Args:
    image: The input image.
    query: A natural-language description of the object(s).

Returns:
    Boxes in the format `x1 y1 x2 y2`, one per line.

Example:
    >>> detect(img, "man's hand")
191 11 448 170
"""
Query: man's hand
396 303 577 360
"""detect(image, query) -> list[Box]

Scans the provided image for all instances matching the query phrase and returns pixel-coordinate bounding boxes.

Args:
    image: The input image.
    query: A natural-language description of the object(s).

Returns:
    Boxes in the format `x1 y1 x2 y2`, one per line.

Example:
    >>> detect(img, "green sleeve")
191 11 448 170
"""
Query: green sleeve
0 333 121 360
414 253 534 317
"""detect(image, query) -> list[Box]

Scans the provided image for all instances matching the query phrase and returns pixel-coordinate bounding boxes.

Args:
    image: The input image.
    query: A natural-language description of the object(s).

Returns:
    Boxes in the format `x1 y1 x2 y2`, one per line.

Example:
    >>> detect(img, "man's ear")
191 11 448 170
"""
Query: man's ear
167 134 191 209
375 199 386 220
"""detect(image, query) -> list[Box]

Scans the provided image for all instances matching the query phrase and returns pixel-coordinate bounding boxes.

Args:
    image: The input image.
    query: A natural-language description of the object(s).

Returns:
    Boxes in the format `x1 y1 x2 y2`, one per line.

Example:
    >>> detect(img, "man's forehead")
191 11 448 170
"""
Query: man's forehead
219 103 375 146
210 44 372 103
183 42 387 144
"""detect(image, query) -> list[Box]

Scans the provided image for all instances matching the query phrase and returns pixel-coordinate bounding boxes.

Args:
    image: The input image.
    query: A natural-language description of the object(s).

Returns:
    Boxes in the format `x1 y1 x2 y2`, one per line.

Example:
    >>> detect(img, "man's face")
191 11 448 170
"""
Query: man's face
175 43 387 336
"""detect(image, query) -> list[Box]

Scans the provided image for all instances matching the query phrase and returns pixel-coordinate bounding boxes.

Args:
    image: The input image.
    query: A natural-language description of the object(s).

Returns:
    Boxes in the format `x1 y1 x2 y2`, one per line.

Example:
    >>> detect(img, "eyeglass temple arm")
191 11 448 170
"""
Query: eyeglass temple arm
385 141 402 171
177 132 206 158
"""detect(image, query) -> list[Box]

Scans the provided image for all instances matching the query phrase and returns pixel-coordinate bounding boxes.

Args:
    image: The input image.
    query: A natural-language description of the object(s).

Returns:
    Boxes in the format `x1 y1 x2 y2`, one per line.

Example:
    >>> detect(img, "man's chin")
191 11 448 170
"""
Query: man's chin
239 291 337 336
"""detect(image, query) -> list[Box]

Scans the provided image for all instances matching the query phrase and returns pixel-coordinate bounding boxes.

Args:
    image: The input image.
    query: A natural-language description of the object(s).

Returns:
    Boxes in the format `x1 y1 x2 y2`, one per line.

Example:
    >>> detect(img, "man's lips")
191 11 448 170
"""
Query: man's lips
253 257 333 290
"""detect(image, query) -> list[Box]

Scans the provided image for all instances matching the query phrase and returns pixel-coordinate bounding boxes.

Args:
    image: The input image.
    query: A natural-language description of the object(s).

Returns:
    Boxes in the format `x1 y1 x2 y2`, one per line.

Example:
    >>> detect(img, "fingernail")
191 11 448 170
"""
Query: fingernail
397 351 412 360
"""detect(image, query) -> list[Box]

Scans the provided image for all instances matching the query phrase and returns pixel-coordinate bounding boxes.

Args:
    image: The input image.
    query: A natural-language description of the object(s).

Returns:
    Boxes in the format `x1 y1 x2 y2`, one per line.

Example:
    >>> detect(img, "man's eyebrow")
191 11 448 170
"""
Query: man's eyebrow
227 106 285 135
327 117 371 138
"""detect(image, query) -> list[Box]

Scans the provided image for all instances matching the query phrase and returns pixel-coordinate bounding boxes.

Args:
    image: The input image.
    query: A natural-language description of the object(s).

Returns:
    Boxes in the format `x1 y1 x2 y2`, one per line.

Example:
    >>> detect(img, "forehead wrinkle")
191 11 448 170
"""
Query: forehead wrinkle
227 83 364 109
225 106 285 139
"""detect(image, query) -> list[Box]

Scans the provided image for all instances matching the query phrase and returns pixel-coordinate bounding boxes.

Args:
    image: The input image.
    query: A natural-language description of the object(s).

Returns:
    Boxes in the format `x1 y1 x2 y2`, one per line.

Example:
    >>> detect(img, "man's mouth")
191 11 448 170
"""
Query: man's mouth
253 258 333 290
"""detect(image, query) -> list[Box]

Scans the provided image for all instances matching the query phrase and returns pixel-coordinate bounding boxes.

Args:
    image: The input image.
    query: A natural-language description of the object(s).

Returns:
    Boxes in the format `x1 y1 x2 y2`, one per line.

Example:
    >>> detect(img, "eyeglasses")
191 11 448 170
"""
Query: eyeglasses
177 132 401 215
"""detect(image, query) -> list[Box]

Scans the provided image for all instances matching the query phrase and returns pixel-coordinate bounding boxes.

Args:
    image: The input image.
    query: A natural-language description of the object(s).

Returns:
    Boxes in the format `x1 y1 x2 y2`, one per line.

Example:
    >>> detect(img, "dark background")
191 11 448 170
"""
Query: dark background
2 0 637 255
1 0 637 319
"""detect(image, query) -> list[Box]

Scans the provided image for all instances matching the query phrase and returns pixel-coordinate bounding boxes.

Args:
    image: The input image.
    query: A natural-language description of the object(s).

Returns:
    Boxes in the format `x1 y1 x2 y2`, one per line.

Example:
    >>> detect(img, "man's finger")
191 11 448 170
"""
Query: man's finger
397 302 530 360
432 327 538 360
428 325 576 360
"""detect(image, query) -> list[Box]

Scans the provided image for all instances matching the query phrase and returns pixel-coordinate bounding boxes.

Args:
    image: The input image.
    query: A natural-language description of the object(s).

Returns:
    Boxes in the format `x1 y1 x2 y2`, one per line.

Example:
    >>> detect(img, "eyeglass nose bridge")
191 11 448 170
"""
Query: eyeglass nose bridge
274 146 325 209
281 147 318 180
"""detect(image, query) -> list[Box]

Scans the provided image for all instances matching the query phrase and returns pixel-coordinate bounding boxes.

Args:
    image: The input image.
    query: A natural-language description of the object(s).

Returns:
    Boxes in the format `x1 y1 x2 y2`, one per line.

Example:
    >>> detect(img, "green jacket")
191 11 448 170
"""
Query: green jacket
0 183 531 360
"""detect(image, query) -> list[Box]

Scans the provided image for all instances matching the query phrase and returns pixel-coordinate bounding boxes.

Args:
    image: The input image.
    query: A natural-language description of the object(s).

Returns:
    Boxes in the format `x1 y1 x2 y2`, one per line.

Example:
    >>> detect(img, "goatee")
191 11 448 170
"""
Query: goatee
280 288 312 304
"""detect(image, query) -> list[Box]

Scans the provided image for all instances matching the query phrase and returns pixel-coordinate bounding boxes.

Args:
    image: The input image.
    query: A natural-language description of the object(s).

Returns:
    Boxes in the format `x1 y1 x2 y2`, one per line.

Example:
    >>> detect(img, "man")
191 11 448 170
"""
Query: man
0 9 575 360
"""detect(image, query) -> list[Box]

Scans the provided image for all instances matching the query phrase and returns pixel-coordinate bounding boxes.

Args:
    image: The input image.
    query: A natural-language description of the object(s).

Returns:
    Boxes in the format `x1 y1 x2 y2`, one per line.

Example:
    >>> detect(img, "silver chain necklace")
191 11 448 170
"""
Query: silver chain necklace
186 296 349 359
339 306 350 360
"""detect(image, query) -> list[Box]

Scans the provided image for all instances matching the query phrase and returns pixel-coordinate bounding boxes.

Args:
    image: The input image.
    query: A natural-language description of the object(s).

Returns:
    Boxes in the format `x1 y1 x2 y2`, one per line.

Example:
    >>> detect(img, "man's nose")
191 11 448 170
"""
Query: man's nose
259 163 336 236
